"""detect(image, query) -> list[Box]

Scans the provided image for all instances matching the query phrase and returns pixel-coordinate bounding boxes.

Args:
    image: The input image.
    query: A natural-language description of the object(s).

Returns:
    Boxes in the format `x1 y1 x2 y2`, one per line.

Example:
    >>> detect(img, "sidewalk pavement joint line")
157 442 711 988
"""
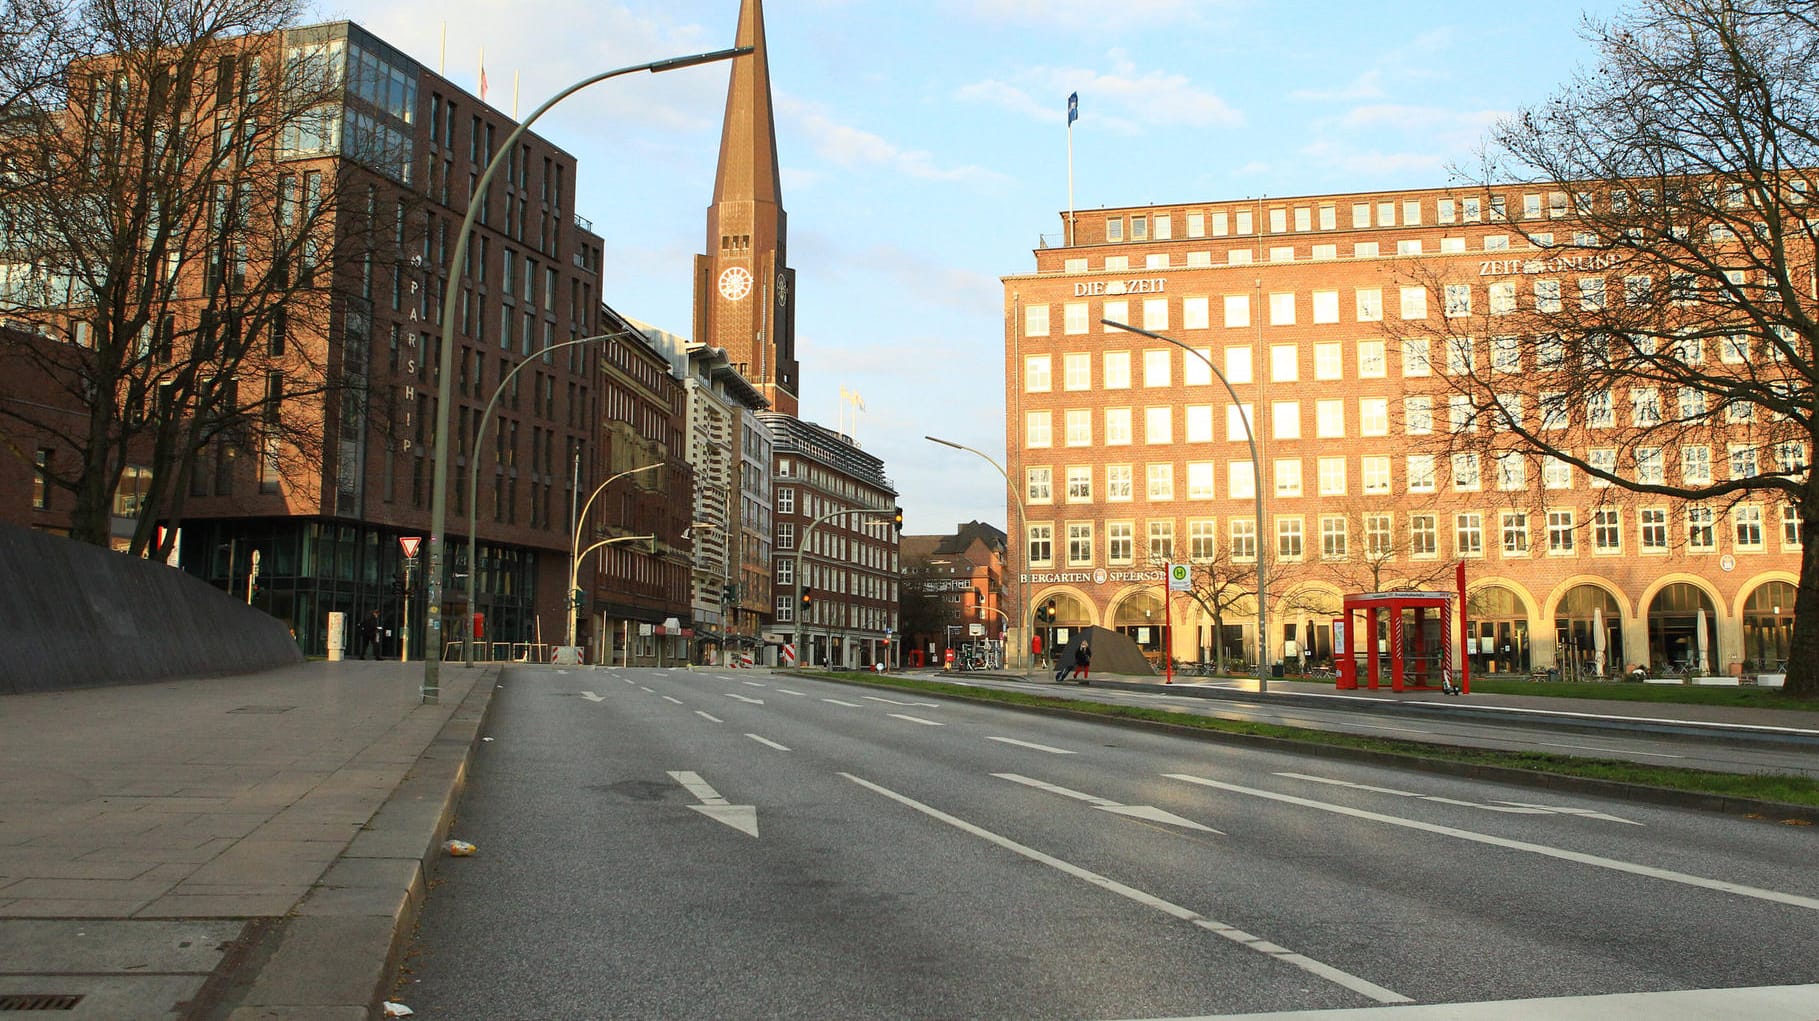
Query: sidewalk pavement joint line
1165 773 1819 912
838 771 1411 1006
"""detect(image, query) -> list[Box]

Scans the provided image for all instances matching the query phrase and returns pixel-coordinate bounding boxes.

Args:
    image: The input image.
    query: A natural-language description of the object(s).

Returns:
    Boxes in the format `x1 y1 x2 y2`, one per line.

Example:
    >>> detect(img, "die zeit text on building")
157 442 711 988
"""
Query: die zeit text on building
1478 253 1620 277
1074 278 1168 297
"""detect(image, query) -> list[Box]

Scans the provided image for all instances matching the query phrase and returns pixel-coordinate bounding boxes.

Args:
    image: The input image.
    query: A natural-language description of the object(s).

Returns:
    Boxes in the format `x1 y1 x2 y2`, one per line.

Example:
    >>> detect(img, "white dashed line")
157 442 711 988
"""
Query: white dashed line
889 713 944 726
746 733 791 751
985 736 1075 755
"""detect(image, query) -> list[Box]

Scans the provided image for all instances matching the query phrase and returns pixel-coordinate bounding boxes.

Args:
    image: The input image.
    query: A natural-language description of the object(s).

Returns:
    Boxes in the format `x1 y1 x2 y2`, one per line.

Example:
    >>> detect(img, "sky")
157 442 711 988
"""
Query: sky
315 0 1629 535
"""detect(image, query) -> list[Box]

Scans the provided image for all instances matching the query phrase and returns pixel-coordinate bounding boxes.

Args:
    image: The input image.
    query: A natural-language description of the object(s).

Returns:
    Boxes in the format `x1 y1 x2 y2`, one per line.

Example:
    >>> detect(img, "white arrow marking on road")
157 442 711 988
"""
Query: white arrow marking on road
995 773 1220 833
668 770 758 838
821 698 864 708
985 736 1075 755
889 713 944 726
579 691 606 702
725 693 765 704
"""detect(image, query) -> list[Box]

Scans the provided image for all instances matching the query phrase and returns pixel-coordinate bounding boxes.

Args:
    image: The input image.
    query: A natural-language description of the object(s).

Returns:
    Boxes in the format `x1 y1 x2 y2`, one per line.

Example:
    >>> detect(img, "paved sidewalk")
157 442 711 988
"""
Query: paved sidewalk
0 660 500 1020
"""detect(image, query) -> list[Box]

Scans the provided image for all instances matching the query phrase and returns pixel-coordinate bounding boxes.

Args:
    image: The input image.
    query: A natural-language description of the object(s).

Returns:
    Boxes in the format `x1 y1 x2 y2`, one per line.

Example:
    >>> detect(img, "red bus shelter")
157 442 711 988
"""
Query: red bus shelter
1336 589 1468 693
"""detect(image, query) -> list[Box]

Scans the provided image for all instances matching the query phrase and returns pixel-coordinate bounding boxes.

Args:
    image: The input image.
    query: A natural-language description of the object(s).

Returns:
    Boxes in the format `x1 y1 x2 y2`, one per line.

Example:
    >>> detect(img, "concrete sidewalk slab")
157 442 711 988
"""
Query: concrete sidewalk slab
0 661 500 1020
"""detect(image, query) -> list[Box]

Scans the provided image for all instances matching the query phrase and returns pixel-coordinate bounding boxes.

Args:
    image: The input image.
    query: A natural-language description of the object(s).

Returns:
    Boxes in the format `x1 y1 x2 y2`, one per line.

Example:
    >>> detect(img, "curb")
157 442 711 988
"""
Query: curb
805 670 1819 827
213 666 502 1021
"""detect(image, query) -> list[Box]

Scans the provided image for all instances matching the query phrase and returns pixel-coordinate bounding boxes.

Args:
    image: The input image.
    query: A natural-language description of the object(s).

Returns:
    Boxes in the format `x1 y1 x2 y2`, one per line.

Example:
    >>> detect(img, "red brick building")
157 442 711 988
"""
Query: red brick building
1004 187 1803 677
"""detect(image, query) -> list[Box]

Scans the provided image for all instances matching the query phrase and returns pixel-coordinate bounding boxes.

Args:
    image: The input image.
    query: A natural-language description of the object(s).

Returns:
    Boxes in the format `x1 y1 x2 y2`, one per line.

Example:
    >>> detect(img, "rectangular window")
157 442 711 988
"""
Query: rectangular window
1400 338 1430 377
1456 513 1484 557
1026 411 1052 448
1271 345 1299 382
1228 460 1256 500
1274 458 1303 498
1067 522 1094 565
1189 519 1218 561
1183 349 1213 386
1029 524 1054 566
1407 454 1436 493
1312 290 1339 324
1272 401 1301 439
1027 468 1053 503
1405 396 1433 435
1024 355 1051 392
1143 297 1169 330
1269 292 1296 325
1230 519 1257 562
31 448 50 509
1187 460 1215 499
1149 520 1176 562
1106 465 1133 502
1227 404 1254 442
1548 510 1577 554
1024 304 1049 336
1735 505 1764 549
1444 284 1473 318
1593 508 1622 552
1103 350 1131 388
1502 511 1530 555
1224 346 1252 383
1064 302 1089 334
1147 463 1174 501
1316 399 1345 438
1277 518 1304 562
1318 456 1347 495
1321 516 1348 560
1067 465 1093 502
1224 294 1251 328
1400 286 1428 319
1496 452 1527 491
1105 407 1133 445
1683 445 1712 485
1688 507 1715 551
1107 521 1134 565
1065 409 1092 446
1314 342 1343 380
1184 405 1214 443
1784 504 1804 547
1362 456 1391 494
1063 352 1091 390
1356 288 1383 322
1452 452 1481 491
1410 514 1437 557
1144 406 1172 444
1104 299 1129 330
1143 349 1172 387
1641 507 1669 550
1366 513 1393 557
1359 398 1388 437
1183 296 1210 329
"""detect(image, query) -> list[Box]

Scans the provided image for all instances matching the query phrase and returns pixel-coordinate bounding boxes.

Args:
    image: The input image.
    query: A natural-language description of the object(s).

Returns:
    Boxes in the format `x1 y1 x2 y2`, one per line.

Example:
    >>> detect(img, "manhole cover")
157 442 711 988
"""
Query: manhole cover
228 706 296 714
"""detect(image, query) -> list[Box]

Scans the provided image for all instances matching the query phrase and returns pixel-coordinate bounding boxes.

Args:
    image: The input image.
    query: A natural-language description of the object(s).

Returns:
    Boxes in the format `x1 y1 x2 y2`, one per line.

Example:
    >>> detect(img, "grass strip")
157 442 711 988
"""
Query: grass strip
806 671 1819 811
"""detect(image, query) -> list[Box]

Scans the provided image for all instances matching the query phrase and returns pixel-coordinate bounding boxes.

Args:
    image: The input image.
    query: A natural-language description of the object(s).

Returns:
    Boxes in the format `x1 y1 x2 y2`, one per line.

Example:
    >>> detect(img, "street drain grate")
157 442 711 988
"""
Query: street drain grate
228 705 296 714
0 994 83 1011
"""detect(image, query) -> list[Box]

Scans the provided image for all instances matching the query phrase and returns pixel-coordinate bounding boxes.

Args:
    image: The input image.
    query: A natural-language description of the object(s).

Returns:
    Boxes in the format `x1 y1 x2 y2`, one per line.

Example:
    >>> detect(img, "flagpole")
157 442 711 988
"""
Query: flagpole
513 71 520 118
439 22 446 75
1066 93 1077 247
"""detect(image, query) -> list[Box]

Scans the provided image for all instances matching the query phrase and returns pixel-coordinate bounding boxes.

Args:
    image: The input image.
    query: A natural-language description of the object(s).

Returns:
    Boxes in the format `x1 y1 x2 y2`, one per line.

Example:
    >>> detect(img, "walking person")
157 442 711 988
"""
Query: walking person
1070 639 1092 684
357 609 382 660
1052 639 1075 683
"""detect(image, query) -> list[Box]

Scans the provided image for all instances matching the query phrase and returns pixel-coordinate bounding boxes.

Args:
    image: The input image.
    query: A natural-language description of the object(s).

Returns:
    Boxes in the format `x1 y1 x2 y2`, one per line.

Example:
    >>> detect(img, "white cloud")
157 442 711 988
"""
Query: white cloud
957 59 1242 131
778 95 1010 185
944 0 1210 25
1290 69 1385 103
1297 140 1444 179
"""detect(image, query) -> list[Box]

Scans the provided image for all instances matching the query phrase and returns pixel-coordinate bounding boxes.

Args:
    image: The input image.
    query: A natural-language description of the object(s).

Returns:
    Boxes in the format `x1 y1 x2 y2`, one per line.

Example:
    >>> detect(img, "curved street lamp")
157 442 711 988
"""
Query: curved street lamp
420 44 751 703
1102 319 1270 693
567 462 664 649
464 330 632 666
926 436 1031 672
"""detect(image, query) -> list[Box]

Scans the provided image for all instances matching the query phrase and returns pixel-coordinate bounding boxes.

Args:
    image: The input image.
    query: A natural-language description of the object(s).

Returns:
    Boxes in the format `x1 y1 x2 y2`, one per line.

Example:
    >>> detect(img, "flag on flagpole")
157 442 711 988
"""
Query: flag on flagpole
479 48 488 101
1067 91 1078 126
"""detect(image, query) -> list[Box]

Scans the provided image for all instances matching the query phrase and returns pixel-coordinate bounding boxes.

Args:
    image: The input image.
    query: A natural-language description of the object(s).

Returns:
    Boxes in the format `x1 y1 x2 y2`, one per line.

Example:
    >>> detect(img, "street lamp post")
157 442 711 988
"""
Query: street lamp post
794 506 894 670
567 463 664 650
464 331 630 666
1102 319 1270 693
420 44 751 704
925 436 1032 673
567 534 656 662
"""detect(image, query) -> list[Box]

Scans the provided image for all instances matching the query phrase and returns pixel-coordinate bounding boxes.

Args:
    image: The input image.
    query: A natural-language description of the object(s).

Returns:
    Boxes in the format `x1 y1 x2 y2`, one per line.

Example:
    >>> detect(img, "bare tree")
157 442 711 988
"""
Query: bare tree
1416 0 1819 696
0 1 402 554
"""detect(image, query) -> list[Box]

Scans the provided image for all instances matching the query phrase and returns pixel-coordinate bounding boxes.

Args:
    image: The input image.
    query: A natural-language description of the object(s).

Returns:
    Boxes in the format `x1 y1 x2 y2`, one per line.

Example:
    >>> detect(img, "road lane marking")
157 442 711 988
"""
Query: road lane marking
746 734 790 751
821 698 864 708
996 773 1220 833
743 681 768 688
776 688 807 696
985 736 1075 755
889 714 944 726
725 693 765 704
1533 740 1685 759
667 771 758 838
639 686 655 693
695 711 723 723
865 695 940 708
580 691 605 702
842 773 1405 1004
1168 774 1818 911
662 695 683 705
1277 774 1555 815
1491 801 1646 825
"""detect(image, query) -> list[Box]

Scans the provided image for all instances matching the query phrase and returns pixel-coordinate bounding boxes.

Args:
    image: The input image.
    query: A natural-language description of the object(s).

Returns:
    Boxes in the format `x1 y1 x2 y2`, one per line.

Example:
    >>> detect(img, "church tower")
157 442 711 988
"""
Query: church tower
694 0 799 417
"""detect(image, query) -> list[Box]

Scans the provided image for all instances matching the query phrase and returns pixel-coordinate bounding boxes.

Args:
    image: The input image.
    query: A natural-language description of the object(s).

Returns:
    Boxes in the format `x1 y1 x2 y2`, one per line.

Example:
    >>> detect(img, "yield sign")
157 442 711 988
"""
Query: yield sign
399 535 423 559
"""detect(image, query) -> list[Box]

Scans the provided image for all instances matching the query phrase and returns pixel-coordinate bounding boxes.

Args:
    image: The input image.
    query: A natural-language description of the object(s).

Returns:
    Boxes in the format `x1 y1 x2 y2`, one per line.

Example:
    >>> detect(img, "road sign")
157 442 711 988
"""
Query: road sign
1167 562 1191 592
399 535 423 559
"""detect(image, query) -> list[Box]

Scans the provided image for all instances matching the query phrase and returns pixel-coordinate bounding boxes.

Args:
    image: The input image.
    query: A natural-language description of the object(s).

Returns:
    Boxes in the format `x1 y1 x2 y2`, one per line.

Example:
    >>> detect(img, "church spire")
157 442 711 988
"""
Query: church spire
695 0 799 416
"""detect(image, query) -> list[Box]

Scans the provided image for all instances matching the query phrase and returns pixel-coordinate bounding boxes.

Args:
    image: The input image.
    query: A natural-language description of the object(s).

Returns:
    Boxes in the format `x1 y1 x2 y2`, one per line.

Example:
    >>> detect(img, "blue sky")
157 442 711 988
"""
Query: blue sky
323 0 1625 535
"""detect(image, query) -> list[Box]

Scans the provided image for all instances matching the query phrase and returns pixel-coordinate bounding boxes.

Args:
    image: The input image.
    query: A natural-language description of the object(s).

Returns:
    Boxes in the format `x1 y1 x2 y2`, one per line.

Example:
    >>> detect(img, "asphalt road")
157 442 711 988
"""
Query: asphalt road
396 666 1819 1020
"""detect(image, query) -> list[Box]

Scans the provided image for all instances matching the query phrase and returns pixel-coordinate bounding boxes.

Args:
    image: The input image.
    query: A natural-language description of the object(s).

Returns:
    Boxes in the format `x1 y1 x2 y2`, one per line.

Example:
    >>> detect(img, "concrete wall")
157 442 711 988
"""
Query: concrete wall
0 523 303 694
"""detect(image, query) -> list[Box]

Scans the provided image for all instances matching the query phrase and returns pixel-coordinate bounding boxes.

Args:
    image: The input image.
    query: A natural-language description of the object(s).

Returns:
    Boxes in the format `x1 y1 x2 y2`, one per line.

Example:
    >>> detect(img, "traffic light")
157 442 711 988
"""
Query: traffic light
571 587 586 610
800 589 813 612
892 506 903 532
722 583 738 606
391 575 405 595
1040 600 1057 623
